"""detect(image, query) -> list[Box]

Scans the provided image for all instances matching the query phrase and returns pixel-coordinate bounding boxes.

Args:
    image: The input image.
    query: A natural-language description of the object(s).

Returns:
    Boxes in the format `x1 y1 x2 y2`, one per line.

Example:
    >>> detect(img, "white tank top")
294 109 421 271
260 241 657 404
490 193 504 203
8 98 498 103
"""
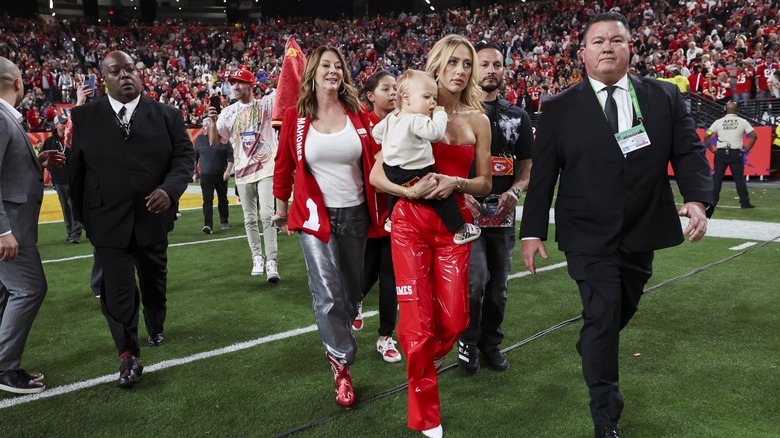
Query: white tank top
305 118 365 208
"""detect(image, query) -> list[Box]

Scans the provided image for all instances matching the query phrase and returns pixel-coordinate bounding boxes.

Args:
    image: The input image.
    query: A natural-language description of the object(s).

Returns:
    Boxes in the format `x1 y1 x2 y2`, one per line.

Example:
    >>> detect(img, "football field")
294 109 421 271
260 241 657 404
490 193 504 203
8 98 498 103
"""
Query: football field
2 182 778 437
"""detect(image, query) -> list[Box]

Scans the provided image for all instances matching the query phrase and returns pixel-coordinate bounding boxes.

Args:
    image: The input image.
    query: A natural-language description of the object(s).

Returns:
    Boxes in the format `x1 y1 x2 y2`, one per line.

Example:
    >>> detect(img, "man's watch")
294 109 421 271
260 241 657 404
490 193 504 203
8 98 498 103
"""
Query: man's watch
510 187 523 198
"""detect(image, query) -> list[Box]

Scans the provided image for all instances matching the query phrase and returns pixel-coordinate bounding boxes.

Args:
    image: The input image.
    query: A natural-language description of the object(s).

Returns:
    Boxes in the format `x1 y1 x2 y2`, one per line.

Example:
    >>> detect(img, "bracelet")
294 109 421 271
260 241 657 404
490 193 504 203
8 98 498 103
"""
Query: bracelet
409 186 418 200
455 176 469 192
274 212 289 217
403 187 408 199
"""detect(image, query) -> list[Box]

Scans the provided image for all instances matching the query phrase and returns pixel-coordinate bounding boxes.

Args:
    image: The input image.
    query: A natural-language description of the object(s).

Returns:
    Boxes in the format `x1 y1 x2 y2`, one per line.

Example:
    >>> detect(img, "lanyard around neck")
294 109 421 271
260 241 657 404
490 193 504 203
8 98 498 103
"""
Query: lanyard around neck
591 78 644 122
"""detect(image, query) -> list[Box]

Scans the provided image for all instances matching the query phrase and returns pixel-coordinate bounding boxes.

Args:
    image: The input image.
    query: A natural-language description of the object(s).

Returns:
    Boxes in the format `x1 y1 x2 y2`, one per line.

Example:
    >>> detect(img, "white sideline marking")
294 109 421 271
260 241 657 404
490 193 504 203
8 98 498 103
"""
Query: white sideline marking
508 261 568 279
41 235 247 264
729 242 757 250
0 312 378 410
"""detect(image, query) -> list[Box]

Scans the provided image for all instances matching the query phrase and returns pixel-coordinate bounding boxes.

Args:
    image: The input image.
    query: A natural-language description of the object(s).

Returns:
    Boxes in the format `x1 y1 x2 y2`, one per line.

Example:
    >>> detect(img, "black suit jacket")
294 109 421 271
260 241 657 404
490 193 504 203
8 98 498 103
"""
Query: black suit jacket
69 95 194 248
519 75 713 256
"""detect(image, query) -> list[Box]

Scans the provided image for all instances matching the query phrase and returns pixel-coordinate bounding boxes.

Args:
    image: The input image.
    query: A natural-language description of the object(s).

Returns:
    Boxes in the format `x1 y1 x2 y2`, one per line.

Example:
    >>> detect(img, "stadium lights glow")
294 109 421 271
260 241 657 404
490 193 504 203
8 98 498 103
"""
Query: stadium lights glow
49 0 53 8
72 37 76 41
430 5 435 10
425 0 430 3
52 12 56 17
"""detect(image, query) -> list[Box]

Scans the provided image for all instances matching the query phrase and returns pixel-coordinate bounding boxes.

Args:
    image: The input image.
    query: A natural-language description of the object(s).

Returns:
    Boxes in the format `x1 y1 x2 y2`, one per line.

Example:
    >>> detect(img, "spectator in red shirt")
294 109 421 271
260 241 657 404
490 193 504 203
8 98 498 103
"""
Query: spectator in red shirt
688 65 707 95
733 60 754 102
713 71 733 104
755 55 778 99
26 106 42 131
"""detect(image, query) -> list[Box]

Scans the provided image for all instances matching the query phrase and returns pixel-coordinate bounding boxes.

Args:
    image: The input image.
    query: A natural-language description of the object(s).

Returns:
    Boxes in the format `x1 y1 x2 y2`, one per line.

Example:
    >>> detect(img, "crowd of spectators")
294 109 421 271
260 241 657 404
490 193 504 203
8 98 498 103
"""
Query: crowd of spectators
1 0 778 132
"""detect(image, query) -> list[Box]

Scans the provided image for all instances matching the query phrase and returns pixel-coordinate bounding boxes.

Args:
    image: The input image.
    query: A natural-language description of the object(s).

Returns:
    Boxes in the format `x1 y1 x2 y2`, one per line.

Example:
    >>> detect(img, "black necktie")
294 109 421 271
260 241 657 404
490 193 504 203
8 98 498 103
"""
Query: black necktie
605 86 619 134
118 106 129 138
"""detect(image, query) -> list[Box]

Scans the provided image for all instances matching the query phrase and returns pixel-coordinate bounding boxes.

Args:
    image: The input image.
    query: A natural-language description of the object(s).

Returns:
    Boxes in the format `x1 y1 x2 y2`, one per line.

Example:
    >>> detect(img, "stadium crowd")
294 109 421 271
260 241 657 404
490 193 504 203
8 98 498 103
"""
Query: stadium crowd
1 0 779 132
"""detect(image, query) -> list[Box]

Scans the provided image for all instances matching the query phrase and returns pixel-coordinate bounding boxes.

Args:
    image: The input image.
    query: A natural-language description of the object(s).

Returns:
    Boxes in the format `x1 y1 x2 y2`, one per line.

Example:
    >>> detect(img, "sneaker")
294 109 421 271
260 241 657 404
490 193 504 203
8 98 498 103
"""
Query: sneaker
251 255 265 276
453 223 481 245
480 348 509 372
352 301 363 331
457 340 480 373
221 222 230 230
0 370 45 394
741 203 756 209
22 370 44 382
422 425 443 438
384 219 392 233
327 353 355 408
433 355 446 372
202 225 212 234
376 336 402 363
117 355 143 388
266 259 280 283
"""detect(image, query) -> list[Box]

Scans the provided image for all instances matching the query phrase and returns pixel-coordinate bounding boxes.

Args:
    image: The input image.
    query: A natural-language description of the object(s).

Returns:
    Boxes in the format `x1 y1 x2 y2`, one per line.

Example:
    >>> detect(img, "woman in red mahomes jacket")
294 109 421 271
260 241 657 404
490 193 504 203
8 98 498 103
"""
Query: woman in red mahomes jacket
272 45 383 409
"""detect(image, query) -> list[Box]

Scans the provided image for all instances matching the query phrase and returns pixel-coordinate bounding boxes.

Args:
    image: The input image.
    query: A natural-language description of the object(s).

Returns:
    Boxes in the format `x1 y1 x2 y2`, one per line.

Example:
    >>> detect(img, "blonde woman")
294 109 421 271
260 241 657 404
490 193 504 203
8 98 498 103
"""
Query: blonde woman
272 46 381 408
370 34 492 437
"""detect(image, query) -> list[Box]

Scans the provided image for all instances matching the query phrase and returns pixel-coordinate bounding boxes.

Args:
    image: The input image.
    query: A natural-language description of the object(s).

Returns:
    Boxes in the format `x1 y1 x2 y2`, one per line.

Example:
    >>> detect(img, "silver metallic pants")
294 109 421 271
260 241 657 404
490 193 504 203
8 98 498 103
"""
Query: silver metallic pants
298 204 368 365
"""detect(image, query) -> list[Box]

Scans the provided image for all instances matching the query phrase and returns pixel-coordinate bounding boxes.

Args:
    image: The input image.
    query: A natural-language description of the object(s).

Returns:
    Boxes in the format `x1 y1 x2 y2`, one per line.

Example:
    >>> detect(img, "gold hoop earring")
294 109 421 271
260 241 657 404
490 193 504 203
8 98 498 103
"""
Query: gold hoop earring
338 84 346 95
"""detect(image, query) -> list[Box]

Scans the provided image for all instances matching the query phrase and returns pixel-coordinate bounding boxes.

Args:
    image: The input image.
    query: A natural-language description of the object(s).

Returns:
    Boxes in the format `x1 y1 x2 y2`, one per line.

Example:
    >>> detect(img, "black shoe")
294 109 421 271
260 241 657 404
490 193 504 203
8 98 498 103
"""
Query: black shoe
0 369 46 394
457 340 479 373
117 355 143 388
20 369 44 382
147 332 165 346
202 225 213 234
595 423 621 438
741 203 756 209
480 348 509 372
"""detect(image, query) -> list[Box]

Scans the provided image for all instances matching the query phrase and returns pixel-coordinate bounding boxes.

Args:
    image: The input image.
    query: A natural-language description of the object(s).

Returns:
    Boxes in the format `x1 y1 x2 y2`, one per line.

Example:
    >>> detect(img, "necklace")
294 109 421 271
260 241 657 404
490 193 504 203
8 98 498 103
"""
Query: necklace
447 105 462 121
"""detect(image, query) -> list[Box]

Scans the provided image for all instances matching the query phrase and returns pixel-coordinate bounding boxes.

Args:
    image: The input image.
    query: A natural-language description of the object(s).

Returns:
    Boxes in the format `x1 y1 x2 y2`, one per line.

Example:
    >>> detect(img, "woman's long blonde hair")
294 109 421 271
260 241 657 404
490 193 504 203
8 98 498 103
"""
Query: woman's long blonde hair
425 34 483 112
296 45 361 119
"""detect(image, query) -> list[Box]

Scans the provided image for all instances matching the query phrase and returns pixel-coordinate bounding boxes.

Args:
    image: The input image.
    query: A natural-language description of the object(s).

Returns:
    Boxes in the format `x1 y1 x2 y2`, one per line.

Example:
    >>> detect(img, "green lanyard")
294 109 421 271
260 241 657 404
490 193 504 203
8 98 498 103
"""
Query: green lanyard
591 77 644 124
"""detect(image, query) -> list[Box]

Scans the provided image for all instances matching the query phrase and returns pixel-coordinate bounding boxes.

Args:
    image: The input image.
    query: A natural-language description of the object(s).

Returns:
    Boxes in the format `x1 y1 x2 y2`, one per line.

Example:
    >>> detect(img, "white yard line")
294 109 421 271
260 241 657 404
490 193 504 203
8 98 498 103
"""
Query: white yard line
12 207 775 408
515 207 780 242
0 312 377 410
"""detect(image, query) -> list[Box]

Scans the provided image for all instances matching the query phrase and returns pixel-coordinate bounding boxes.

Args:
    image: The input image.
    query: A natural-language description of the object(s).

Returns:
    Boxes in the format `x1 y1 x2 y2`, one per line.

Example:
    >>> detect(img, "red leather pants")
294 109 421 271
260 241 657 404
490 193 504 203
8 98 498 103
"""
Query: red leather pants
391 199 470 431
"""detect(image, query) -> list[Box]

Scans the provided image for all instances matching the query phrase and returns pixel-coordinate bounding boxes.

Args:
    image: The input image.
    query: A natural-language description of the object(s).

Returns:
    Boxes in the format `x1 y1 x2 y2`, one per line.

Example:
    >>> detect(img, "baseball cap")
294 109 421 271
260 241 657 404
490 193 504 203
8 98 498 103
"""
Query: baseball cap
55 114 69 124
226 68 256 85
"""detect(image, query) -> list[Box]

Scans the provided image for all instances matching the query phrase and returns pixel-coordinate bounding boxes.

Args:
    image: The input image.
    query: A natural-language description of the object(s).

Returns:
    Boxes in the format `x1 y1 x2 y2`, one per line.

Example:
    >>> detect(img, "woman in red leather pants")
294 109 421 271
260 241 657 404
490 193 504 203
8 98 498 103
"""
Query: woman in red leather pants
371 34 492 438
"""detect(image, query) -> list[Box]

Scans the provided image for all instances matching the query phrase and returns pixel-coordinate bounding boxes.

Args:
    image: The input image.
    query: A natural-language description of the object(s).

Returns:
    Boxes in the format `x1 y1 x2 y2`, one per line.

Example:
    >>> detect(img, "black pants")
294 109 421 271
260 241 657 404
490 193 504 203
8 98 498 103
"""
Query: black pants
459 227 515 352
384 163 464 233
566 249 654 427
200 173 229 228
360 236 397 337
712 149 751 206
94 237 168 357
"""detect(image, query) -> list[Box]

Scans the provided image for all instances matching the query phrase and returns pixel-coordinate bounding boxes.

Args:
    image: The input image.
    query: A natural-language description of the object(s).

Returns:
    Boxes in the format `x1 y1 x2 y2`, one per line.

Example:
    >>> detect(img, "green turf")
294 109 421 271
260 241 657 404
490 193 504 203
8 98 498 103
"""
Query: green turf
1 181 778 437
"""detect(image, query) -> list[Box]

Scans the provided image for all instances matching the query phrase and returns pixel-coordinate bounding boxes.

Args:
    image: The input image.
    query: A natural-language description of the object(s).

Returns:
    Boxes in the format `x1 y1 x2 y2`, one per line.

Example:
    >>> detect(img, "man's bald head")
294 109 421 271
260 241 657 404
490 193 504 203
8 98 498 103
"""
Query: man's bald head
102 51 142 103
725 101 739 114
0 57 23 107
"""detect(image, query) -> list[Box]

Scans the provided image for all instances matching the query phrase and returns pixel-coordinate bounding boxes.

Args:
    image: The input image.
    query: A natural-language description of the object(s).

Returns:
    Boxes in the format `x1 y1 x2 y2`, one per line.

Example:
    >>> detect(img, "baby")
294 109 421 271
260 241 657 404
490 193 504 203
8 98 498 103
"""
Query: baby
372 69 480 245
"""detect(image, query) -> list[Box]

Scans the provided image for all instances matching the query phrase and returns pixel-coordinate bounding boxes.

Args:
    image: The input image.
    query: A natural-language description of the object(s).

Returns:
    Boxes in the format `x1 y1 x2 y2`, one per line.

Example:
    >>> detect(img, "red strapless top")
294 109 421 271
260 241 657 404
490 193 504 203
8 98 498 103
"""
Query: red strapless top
431 142 474 178
431 142 475 219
